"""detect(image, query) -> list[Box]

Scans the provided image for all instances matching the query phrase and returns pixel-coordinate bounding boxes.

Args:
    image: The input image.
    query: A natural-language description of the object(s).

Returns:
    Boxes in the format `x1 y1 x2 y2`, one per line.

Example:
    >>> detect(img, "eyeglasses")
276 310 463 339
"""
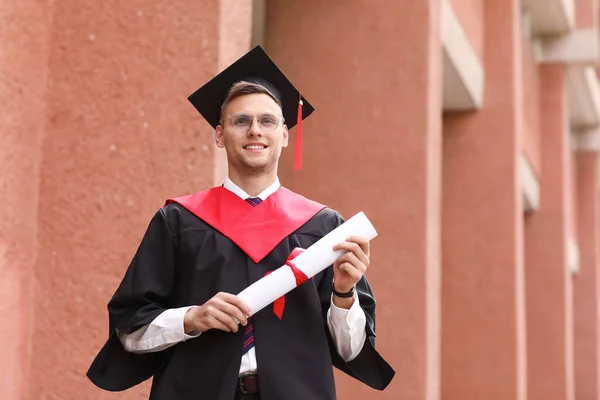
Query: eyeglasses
221 113 284 133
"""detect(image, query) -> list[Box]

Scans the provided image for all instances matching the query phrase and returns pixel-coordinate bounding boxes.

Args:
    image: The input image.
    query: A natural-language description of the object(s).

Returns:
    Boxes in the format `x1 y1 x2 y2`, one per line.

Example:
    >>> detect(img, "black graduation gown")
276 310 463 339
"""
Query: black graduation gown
87 186 394 400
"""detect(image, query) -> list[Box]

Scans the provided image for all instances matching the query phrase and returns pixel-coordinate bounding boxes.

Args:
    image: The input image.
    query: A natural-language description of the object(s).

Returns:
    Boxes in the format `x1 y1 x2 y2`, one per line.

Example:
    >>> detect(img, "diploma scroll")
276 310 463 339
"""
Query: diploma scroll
237 212 378 315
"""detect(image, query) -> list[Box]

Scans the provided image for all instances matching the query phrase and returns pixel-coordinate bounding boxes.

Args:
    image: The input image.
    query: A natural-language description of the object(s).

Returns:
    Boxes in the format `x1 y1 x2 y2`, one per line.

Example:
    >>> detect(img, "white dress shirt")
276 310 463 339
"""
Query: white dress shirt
118 177 367 374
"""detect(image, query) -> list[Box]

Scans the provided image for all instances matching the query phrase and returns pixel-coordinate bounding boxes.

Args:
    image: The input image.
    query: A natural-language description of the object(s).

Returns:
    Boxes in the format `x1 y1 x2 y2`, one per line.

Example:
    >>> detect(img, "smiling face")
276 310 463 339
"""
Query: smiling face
216 93 289 176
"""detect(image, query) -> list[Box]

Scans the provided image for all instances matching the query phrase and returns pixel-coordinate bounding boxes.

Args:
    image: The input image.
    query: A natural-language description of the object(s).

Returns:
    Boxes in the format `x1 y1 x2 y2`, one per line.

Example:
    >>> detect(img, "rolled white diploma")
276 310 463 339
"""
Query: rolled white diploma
237 212 378 315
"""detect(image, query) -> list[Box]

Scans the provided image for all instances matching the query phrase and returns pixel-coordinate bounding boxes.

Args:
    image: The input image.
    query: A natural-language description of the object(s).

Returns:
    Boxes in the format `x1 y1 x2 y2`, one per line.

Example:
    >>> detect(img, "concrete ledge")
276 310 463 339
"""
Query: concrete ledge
522 0 575 35
521 154 540 213
540 29 599 65
572 127 600 151
442 0 484 111
567 66 600 129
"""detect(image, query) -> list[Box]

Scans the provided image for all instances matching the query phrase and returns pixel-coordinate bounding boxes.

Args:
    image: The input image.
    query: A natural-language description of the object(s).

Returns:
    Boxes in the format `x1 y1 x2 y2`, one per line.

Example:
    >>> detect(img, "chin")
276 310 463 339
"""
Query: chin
241 160 276 173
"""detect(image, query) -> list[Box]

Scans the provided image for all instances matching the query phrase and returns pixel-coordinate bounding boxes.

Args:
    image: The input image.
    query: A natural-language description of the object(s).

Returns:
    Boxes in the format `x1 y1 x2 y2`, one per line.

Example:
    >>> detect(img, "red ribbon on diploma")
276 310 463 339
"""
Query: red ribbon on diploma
265 248 308 320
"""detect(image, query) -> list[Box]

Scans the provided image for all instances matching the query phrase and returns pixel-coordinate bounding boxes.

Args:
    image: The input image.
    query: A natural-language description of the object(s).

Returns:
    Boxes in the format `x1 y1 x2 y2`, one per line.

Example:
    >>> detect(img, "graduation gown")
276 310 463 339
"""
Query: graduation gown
87 186 395 400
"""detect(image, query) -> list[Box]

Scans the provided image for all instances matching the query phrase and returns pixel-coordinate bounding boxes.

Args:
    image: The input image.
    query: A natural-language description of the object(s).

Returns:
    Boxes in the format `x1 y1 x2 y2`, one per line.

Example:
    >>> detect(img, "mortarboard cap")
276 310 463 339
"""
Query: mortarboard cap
188 45 314 170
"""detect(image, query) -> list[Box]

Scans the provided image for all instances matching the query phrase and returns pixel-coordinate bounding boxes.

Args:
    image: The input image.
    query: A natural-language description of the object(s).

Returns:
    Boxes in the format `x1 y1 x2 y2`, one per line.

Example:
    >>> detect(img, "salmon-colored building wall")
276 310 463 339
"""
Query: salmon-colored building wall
576 0 599 28
441 2 527 400
449 0 484 62
2 1 600 400
15 0 251 398
0 0 50 399
574 152 600 400
525 64 574 400
522 36 541 176
269 1 442 399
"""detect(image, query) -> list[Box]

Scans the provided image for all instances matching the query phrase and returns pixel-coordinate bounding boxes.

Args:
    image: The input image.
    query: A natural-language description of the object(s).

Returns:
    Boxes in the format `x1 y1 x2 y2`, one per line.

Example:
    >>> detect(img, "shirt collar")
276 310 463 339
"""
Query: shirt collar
223 176 281 201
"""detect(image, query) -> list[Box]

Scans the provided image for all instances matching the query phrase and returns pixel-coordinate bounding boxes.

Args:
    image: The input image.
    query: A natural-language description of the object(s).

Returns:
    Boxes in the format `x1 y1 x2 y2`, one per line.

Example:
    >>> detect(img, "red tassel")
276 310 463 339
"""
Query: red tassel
294 94 303 171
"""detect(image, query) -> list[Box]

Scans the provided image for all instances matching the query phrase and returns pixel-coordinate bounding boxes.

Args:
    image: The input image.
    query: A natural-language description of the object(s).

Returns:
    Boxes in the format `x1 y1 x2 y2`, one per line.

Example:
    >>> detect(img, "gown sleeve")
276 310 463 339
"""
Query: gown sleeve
315 211 395 391
87 208 178 391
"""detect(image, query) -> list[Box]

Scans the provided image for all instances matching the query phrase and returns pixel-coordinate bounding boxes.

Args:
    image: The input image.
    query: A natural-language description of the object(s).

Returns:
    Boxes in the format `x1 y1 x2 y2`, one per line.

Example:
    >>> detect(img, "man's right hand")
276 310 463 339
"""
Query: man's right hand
184 292 252 334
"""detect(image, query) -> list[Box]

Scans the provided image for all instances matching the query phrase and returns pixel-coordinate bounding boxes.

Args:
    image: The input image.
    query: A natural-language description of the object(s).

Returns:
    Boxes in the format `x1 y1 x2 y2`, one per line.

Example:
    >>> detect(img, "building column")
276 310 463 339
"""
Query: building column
30 0 252 398
268 1 443 399
574 150 600 400
441 0 527 399
0 0 50 399
213 0 255 186
524 64 575 400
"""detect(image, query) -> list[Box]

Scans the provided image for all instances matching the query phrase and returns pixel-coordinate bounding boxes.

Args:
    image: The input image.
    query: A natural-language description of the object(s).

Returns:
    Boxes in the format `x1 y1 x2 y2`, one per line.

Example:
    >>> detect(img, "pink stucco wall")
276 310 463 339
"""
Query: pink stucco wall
442 1 527 399
268 1 443 399
0 0 50 398
525 64 575 400
574 152 600 400
576 0 598 29
522 35 541 176
25 0 248 398
449 0 484 63
2 1 600 400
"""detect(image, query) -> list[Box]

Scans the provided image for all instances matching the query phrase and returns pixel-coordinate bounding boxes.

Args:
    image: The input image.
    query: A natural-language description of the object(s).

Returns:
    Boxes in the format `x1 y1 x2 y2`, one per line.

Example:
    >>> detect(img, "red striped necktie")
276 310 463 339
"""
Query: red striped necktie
242 197 261 354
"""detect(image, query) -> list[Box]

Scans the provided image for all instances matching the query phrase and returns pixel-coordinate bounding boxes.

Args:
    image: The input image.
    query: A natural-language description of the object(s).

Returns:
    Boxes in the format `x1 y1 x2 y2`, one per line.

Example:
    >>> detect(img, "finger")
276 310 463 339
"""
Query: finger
217 293 253 317
346 235 369 245
340 262 364 281
333 241 368 262
206 314 232 332
333 236 368 245
344 236 370 257
214 299 248 326
340 236 371 257
336 252 365 272
349 240 370 264
210 308 239 332
335 245 369 269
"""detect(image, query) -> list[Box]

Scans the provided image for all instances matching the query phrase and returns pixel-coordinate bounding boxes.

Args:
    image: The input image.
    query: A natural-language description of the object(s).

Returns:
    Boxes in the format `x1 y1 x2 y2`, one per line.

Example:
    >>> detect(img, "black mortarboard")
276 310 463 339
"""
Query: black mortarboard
188 45 314 170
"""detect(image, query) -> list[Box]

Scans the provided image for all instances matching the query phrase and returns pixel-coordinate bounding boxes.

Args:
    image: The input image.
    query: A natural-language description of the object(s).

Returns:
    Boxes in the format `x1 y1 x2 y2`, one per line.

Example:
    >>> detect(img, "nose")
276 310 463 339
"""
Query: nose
247 117 262 136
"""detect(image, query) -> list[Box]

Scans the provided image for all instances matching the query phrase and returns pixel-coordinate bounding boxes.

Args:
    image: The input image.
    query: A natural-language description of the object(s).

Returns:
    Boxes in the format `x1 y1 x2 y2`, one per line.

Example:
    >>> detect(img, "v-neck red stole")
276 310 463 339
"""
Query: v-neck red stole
166 186 325 263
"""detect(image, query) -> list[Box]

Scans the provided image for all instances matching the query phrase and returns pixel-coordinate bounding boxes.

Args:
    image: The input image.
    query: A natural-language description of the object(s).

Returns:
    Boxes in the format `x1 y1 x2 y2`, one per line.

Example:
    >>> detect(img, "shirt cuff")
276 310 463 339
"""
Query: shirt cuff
327 291 368 362
118 306 200 354
329 290 362 328
168 305 201 340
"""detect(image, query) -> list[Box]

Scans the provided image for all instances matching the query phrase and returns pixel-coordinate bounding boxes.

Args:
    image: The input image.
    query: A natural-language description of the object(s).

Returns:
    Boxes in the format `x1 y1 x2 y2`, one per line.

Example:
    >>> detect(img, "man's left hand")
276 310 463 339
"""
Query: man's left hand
332 236 370 294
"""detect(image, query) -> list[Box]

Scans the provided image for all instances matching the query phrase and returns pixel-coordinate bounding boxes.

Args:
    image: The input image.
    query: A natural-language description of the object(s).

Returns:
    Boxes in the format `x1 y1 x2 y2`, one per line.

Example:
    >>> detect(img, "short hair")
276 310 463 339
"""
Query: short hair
220 81 282 119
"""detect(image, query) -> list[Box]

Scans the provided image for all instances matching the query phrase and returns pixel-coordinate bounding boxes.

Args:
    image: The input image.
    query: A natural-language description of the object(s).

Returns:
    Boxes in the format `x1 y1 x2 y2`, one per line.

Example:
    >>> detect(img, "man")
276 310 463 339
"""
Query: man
87 46 394 400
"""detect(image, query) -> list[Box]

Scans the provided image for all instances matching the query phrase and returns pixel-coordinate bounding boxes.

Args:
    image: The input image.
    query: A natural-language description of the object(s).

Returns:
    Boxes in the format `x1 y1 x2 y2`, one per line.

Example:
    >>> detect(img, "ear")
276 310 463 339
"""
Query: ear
215 125 225 148
282 124 289 148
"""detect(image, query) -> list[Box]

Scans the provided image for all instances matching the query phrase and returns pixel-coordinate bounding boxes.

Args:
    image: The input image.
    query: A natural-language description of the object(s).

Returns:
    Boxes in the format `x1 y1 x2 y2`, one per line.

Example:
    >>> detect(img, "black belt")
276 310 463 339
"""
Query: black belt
237 374 259 394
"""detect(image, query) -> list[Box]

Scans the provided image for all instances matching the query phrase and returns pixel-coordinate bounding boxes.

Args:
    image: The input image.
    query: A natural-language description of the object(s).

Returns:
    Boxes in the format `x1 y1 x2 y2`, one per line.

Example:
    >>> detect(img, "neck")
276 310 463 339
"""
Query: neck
227 166 278 197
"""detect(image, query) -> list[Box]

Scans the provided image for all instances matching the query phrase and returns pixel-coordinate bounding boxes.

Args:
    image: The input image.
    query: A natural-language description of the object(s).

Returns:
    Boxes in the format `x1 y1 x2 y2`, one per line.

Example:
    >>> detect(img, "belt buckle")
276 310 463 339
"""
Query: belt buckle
239 373 257 395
